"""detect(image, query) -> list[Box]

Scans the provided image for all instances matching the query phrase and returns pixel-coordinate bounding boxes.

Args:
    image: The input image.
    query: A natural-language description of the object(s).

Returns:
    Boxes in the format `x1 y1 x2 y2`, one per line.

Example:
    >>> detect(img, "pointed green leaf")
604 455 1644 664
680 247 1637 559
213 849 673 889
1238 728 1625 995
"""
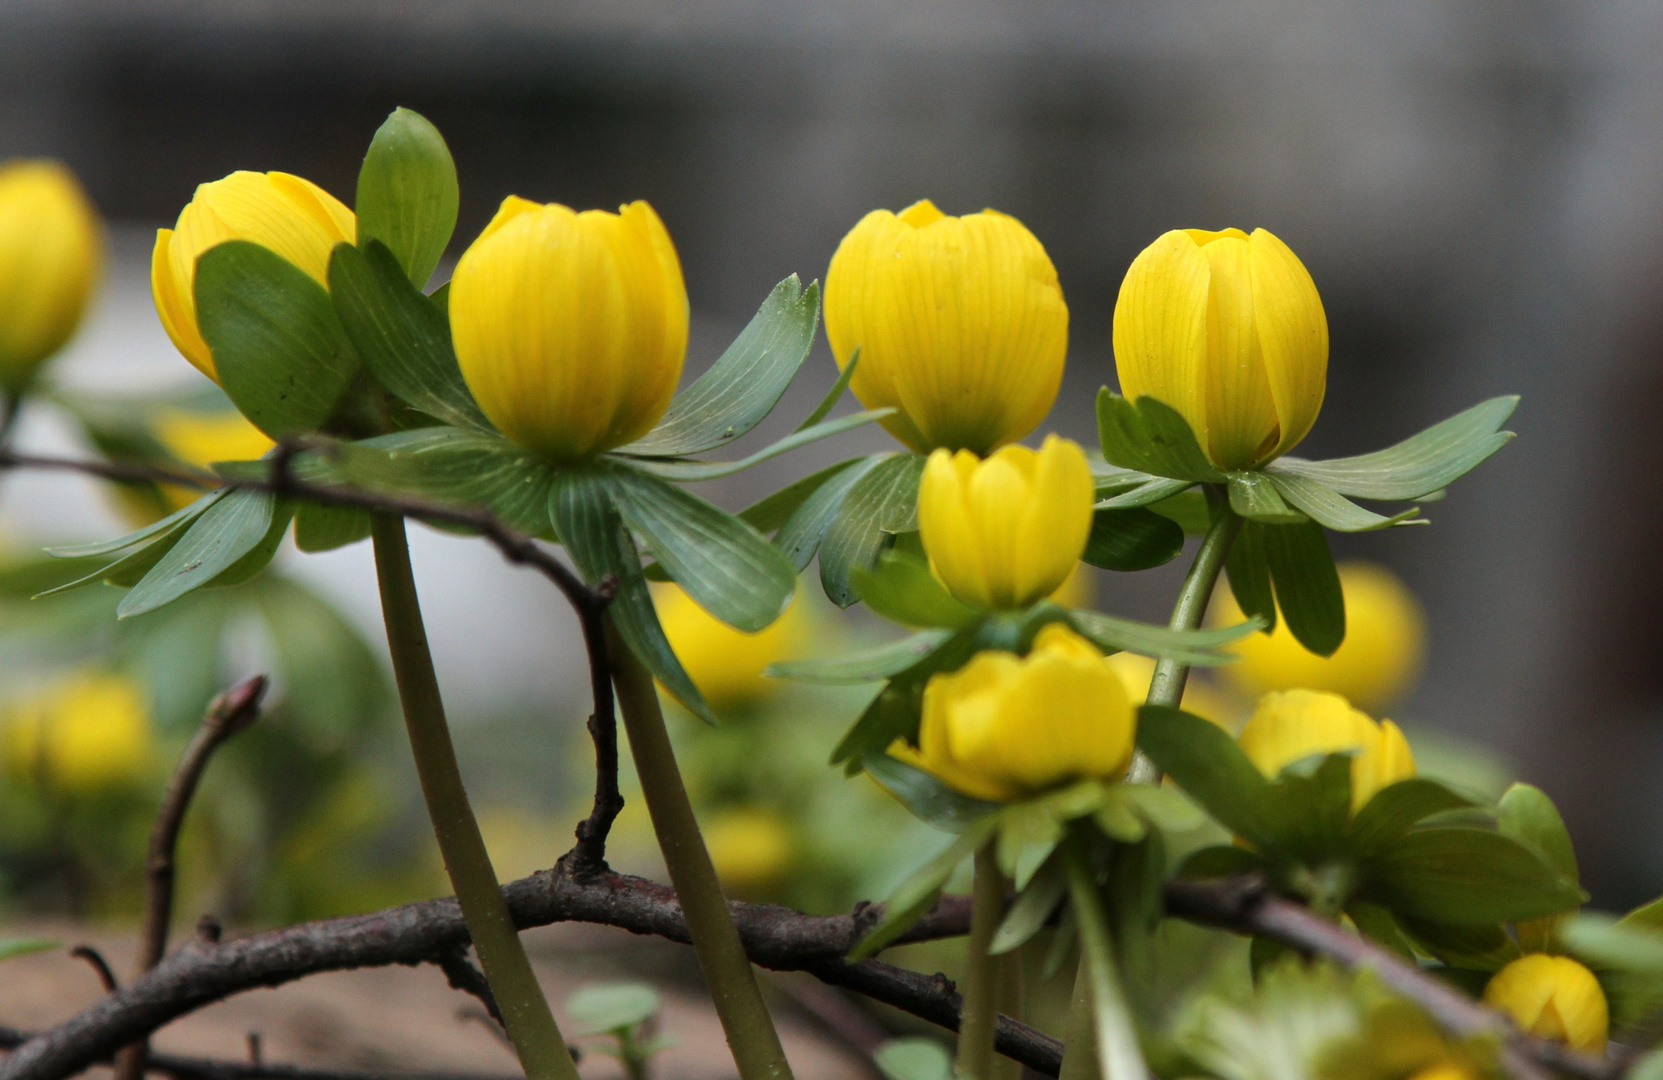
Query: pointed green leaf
766 630 950 684
1225 520 1276 634
1226 471 1306 524
1266 471 1424 532
1096 391 1225 482
819 452 926 607
795 346 861 433
1348 779 1474 856
1082 507 1185 572
619 408 889 482
851 819 996 959
991 852 1068 954
294 502 373 552
0 938 60 962
1263 520 1344 657
830 626 982 768
776 454 886 572
1097 476 1192 509
209 498 295 587
118 490 278 617
864 752 999 834
45 493 222 559
355 107 459 288
337 427 555 535
1147 489 1213 535
1498 782 1578 885
873 1038 953 1080
740 459 863 534
1366 827 1585 923
1065 609 1259 666
1137 705 1278 847
852 546 977 630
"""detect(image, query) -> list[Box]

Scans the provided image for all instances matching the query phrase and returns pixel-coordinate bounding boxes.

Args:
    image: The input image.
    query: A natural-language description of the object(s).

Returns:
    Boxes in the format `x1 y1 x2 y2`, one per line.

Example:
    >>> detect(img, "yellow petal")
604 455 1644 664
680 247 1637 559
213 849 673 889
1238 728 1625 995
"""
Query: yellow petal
1113 230 1210 443
1248 228 1327 459
1197 235 1279 469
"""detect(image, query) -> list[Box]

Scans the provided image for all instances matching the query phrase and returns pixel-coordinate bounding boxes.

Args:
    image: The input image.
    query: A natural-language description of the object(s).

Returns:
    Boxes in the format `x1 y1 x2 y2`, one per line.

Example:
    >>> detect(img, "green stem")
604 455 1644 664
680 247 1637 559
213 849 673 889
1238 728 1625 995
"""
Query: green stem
957 843 1003 1080
1060 831 1148 1080
1056 964 1097 1080
370 515 578 1080
1126 493 1241 783
606 622 795 1080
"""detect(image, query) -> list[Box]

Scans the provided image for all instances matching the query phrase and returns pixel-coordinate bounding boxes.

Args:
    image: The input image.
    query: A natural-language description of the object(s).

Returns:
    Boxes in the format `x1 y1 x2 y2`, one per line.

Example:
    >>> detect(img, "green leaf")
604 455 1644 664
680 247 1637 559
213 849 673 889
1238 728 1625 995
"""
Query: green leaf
1097 476 1193 509
795 346 861 433
1397 915 1520 971
0 938 59 962
766 630 949 684
118 490 279 618
195 240 361 438
1226 472 1306 524
739 459 863 534
36 520 197 597
337 427 555 535
1497 782 1578 885
354 107 459 288
1263 520 1344 657
851 819 996 959
1178 845 1265 879
1147 489 1212 535
1064 609 1260 666
864 752 999 834
608 464 796 633
328 241 492 432
1119 783 1207 833
210 498 295 587
547 468 712 723
566 982 661 1036
775 454 886 572
294 502 373 552
1083 507 1184 572
991 851 1068 954
45 493 222 559
1137 705 1278 848
1267 396 1518 501
1266 472 1424 533
623 275 821 457
619 408 890 482
1271 753 1355 862
1366 827 1585 923
1347 779 1474 856
1565 913 1663 973
1344 901 1417 959
851 545 977 630
830 626 982 768
1096 391 1225 483
819 452 926 607
1225 520 1276 634
873 1038 953 1080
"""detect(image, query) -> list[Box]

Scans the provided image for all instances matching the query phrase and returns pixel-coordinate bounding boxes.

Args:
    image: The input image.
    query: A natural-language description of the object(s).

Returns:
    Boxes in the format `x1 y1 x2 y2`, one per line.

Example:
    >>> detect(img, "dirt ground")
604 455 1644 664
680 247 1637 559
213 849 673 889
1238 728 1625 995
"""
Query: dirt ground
0 921 881 1080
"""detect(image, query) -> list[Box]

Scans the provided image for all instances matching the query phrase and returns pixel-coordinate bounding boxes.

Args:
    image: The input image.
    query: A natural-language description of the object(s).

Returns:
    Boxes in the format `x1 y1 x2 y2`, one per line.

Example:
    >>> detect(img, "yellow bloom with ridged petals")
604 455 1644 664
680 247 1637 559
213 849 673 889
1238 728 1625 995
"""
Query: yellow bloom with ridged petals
1483 955 1608 1053
153 171 355 382
824 200 1068 455
3 672 154 793
0 160 102 390
1114 227 1326 470
892 623 1135 802
450 197 687 462
918 435 1093 611
1236 689 1413 813
654 583 810 708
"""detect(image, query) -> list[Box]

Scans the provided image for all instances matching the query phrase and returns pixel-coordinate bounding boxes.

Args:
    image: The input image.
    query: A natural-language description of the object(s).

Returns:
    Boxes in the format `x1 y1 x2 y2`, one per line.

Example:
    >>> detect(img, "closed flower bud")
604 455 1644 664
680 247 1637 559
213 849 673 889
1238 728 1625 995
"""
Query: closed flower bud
450 197 687 462
1408 1065 1481 1080
705 807 796 895
655 583 811 708
824 200 1068 455
1236 689 1413 813
1216 562 1426 713
894 623 1135 802
153 171 355 381
1113 227 1326 470
0 161 102 390
1483 954 1608 1053
918 435 1093 611
3 672 154 793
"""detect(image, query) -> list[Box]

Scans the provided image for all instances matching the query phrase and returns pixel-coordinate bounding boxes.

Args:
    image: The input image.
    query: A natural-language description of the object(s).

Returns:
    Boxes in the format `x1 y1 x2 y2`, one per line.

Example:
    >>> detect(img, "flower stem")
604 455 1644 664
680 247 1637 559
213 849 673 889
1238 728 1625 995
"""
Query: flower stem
1059 829 1148 1080
1127 493 1241 783
1056 964 1098 1080
370 515 578 1080
606 622 795 1080
957 843 1004 1080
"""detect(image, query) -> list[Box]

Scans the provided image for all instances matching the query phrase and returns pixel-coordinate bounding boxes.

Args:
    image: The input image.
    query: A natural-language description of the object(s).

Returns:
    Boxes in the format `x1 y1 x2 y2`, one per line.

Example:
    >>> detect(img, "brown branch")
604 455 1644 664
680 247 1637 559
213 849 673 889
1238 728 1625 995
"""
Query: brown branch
67 947 119 993
563 576 622 877
430 947 502 1026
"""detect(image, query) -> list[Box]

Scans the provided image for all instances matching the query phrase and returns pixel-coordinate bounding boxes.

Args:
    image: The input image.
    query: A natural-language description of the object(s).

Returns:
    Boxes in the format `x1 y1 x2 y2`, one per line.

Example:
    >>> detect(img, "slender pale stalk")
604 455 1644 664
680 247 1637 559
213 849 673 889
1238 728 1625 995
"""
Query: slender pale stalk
606 622 795 1080
1059 831 1148 1080
370 515 578 1080
957 843 1004 1080
1056 964 1097 1080
994 925 1023 1080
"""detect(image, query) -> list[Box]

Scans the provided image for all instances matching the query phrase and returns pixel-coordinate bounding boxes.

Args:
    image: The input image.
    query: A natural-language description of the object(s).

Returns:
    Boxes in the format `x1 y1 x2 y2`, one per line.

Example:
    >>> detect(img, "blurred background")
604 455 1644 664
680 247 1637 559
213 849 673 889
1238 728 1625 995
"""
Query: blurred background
2 0 1662 925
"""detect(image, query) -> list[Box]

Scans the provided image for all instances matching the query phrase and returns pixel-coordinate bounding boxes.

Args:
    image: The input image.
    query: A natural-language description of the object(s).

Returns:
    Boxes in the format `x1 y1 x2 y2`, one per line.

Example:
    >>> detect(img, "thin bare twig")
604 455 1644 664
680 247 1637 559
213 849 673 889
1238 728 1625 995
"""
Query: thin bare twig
431 947 502 1026
67 946 118 993
563 576 622 877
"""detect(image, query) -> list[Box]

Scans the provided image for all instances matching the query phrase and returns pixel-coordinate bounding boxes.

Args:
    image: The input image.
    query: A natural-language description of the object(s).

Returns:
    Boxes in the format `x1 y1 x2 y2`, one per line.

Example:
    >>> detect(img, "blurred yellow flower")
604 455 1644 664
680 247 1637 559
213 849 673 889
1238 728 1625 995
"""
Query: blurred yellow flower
917 436 1093 611
1113 227 1326 470
153 171 355 382
1405 1064 1481 1080
0 160 102 390
1216 561 1426 713
894 623 1135 802
1483 954 1608 1053
450 197 687 462
705 807 796 894
3 672 154 793
155 408 276 510
1236 689 1413 813
1105 652 1229 728
655 584 811 708
824 200 1068 455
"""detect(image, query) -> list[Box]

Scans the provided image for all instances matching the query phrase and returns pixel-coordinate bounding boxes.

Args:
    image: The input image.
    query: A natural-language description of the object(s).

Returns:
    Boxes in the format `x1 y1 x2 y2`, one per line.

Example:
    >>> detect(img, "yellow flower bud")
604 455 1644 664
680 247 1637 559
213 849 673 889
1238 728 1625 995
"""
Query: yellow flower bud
895 623 1135 802
152 171 355 382
1113 227 1326 470
3 672 154 793
1483 954 1608 1053
654 583 811 708
1216 562 1426 713
0 161 102 389
917 435 1093 611
705 807 796 895
1407 1065 1481 1080
450 197 687 462
824 200 1068 455
1236 689 1413 813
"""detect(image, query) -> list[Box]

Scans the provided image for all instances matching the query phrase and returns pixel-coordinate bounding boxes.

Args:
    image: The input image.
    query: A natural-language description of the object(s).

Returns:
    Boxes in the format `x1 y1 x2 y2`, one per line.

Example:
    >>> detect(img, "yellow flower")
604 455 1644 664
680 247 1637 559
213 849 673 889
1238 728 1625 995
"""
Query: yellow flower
1113 227 1326 470
1235 689 1413 813
0 161 102 390
1105 652 1229 729
1483 954 1608 1053
654 583 811 708
155 408 276 510
705 807 796 894
894 623 1135 802
1216 562 1426 713
1406 1063 1482 1080
152 171 356 382
824 200 1068 455
3 672 154 793
917 435 1093 611
450 197 687 462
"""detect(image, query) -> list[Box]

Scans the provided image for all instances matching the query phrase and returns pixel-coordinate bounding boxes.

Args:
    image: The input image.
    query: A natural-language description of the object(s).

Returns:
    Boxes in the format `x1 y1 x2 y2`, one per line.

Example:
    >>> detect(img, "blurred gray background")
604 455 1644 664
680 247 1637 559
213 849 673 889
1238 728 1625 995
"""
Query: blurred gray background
4 1 1663 901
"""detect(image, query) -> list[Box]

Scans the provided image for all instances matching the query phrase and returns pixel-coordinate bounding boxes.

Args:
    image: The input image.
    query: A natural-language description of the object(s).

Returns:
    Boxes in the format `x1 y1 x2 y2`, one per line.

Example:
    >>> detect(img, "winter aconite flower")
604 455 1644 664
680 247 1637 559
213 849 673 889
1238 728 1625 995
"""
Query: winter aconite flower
893 624 1135 802
1483 954 1609 1053
917 435 1093 611
1216 562 1426 713
450 197 687 462
1113 227 1326 470
824 200 1068 455
0 160 102 391
1236 689 1413 813
705 807 797 896
2 672 154 793
153 171 356 381
654 584 810 708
